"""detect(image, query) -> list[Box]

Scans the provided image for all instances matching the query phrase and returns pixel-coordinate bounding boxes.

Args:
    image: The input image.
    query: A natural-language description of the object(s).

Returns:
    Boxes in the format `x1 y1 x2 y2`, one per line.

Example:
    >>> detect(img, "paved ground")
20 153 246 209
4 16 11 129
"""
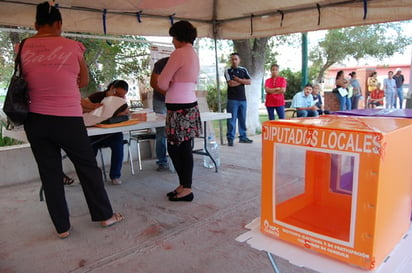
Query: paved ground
1 135 318 273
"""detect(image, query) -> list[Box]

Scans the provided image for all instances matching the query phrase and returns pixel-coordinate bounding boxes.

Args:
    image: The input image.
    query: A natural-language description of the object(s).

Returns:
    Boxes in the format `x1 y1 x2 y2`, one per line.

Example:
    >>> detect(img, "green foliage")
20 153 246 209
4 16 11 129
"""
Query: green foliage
279 69 302 100
206 84 227 112
0 30 151 95
75 35 151 95
0 120 23 147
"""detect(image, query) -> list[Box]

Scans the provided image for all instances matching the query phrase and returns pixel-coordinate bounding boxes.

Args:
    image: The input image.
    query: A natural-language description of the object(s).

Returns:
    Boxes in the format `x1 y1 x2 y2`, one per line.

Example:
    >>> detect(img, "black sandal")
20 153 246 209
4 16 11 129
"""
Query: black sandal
63 174 75 185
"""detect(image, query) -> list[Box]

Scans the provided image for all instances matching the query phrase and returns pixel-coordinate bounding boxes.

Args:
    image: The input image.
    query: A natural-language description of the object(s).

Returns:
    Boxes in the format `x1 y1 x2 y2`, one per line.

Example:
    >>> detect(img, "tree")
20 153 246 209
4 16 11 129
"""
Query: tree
0 29 151 95
232 38 269 134
73 36 151 95
310 22 412 82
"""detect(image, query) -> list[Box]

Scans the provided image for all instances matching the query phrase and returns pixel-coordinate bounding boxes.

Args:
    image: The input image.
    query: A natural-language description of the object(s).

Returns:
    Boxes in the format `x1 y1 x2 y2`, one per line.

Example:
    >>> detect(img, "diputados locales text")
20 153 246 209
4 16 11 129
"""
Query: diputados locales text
262 125 381 154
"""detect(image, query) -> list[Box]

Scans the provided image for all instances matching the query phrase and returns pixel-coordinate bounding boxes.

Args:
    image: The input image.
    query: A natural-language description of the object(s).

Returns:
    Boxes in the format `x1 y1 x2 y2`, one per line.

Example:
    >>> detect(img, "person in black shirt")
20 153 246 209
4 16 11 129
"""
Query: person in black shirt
224 53 253 146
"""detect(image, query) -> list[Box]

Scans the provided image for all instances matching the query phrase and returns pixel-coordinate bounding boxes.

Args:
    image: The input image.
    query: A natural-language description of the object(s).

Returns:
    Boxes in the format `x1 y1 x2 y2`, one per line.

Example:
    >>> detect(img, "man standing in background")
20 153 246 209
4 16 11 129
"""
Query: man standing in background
393 68 405 109
150 57 169 171
224 53 253 147
383 71 397 109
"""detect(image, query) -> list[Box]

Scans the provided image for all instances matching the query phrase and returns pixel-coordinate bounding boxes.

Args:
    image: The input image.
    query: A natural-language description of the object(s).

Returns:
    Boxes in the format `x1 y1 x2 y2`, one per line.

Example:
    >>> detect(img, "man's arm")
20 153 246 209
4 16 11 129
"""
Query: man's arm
150 72 167 96
233 76 251 85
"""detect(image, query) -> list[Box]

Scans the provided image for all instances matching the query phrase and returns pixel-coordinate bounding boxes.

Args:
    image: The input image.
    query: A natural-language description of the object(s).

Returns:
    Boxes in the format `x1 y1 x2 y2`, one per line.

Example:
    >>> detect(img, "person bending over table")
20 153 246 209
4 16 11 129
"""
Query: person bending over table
84 80 129 185
158 21 201 202
291 83 319 117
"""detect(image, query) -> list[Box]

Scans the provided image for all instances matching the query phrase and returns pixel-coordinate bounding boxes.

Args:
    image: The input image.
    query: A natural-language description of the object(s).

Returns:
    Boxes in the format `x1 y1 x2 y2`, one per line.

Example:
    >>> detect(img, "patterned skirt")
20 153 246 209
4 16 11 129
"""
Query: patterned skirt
165 105 202 145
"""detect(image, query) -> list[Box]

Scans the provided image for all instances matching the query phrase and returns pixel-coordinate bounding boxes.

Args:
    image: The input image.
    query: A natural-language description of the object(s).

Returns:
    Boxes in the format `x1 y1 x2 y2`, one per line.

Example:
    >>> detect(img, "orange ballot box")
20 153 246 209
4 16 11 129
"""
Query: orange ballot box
260 115 412 270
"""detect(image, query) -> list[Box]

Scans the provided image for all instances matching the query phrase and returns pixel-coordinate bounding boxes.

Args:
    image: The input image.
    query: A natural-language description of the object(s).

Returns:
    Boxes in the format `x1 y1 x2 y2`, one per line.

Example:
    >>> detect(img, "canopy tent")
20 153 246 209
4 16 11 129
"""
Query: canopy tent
0 0 411 39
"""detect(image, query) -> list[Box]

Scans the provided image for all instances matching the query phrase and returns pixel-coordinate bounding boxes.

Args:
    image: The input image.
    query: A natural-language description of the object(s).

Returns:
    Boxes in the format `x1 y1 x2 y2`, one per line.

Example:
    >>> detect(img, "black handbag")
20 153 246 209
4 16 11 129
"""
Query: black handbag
3 39 29 128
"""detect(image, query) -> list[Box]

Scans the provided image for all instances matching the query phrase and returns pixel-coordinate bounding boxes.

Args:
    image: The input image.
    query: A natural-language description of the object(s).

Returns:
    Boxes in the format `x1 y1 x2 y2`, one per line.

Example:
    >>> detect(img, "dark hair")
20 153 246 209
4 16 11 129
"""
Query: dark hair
107 80 129 92
336 70 344 79
169 20 197 44
370 71 377 77
349 71 356 77
36 2 62 26
304 83 313 88
271 64 279 70
230 53 240 57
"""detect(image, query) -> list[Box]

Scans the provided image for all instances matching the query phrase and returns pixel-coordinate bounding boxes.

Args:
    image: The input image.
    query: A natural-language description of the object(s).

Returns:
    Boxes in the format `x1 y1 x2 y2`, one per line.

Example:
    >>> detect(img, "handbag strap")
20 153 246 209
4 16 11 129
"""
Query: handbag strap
14 38 27 77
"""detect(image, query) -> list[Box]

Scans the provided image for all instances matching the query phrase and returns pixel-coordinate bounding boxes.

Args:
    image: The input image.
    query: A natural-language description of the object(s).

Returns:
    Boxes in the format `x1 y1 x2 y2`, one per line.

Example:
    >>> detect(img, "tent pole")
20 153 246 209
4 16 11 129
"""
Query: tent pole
214 36 224 145
212 0 224 145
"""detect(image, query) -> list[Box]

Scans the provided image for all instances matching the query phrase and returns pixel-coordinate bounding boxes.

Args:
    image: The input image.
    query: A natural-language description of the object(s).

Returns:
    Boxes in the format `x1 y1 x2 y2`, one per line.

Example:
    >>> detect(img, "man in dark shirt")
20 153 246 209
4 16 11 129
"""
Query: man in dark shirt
150 57 169 171
224 53 252 146
393 68 405 109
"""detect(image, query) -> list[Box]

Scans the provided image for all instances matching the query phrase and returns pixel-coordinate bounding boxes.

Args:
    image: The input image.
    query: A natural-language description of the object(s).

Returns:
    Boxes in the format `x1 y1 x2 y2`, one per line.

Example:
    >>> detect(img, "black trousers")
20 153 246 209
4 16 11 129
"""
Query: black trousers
24 113 113 233
167 140 193 189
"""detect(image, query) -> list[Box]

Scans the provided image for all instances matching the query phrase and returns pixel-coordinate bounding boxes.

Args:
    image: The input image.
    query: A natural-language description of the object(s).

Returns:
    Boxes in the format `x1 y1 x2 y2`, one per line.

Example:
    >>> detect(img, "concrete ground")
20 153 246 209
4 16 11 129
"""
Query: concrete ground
1 134 317 273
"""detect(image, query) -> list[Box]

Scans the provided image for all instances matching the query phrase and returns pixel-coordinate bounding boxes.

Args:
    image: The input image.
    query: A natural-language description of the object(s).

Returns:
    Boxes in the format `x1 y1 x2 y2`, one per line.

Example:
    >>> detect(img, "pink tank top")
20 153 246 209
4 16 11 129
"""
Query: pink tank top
21 37 85 117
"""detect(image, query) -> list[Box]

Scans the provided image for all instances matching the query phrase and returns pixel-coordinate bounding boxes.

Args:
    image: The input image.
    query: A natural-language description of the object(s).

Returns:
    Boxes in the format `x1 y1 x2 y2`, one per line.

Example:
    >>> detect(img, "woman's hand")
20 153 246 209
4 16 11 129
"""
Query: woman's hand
81 98 102 113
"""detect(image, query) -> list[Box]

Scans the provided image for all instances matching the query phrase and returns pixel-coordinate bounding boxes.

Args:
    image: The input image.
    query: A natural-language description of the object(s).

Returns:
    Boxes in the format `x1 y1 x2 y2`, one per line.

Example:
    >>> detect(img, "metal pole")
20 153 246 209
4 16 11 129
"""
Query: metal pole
301 32 308 89
266 251 282 273
214 37 224 144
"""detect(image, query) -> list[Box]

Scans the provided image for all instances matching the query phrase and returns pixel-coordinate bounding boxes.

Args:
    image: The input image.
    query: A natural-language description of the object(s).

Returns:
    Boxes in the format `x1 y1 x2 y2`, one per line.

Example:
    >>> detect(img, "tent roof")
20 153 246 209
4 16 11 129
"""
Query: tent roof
0 0 411 39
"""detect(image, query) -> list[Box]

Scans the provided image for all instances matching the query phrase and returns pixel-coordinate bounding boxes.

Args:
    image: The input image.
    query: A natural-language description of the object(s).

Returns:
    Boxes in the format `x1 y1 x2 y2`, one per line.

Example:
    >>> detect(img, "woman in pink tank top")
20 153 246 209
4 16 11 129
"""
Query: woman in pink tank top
22 2 123 239
158 21 201 202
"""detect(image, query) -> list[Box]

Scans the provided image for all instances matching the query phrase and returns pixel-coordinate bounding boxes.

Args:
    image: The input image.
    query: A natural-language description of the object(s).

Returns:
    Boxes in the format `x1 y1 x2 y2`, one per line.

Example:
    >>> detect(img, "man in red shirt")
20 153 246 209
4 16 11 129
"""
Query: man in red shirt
264 64 287 120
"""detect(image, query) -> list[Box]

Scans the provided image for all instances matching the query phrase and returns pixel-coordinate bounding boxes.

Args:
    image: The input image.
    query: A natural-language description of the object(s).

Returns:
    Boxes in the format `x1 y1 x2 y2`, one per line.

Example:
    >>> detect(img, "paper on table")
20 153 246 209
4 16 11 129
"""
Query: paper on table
83 96 127 127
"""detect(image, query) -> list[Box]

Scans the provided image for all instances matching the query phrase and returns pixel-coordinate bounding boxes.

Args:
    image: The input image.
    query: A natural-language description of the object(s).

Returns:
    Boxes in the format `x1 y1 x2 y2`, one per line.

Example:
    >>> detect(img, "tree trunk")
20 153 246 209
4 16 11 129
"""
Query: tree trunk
316 61 335 83
233 38 268 135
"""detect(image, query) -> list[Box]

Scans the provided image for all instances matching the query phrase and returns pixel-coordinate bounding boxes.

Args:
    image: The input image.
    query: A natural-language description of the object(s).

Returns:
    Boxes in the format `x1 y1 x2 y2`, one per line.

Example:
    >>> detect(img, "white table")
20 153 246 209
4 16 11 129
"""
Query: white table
88 111 231 172
3 112 231 172
87 112 231 136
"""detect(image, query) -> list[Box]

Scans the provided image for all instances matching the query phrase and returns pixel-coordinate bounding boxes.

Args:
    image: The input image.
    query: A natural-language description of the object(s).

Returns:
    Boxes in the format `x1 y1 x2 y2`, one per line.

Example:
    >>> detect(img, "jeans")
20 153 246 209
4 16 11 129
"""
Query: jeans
90 132 124 180
226 99 247 141
385 91 395 109
266 105 285 120
394 87 404 109
351 95 361 110
336 93 351 110
153 97 167 166
296 109 319 117
155 127 167 166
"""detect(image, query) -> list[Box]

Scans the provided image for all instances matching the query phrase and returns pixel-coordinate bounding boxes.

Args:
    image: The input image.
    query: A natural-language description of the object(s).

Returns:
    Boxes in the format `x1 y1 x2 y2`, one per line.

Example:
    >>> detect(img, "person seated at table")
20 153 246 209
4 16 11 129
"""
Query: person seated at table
291 83 319 117
312 83 329 115
369 82 384 108
85 80 129 185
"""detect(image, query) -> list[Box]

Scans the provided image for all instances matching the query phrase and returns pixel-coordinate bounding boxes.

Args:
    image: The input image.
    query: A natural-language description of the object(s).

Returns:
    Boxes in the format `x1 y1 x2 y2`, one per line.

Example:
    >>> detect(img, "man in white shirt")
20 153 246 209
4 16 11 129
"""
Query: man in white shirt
291 83 319 117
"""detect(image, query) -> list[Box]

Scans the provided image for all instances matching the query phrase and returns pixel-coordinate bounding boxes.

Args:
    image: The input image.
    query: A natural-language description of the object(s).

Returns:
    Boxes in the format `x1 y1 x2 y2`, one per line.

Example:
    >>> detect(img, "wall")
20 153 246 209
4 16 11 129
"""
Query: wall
0 134 153 187
324 91 340 112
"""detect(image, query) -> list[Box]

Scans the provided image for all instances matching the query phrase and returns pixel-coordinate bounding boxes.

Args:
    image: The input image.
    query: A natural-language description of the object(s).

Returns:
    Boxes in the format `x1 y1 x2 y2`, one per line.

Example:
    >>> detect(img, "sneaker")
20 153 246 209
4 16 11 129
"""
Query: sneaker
239 137 253 143
111 178 122 185
228 140 234 147
156 165 169 172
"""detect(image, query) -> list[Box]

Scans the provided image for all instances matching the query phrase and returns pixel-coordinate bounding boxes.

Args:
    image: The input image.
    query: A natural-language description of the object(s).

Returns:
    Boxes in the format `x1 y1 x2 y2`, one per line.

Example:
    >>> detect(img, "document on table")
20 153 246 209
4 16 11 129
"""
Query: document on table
83 96 127 127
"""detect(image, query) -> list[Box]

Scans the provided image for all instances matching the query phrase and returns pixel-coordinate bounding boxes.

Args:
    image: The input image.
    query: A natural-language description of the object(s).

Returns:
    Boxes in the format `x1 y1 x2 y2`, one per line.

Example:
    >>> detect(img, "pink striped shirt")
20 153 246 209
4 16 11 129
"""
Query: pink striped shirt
158 43 199 104
21 37 85 117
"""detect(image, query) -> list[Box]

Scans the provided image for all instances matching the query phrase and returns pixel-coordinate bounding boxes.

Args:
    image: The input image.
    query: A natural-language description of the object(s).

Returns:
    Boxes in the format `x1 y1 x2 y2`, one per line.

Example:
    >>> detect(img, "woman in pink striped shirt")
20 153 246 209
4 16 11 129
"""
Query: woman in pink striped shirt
158 21 201 202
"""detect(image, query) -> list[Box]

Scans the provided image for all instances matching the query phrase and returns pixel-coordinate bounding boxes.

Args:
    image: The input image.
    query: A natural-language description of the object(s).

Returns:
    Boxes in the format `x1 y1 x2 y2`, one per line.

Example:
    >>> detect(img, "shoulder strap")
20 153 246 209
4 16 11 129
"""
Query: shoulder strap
14 38 27 76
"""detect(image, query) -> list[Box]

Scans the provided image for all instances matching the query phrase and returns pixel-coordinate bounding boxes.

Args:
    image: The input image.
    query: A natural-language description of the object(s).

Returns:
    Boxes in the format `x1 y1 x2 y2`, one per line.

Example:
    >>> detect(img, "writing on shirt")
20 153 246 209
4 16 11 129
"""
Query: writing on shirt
263 125 381 154
23 45 73 71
